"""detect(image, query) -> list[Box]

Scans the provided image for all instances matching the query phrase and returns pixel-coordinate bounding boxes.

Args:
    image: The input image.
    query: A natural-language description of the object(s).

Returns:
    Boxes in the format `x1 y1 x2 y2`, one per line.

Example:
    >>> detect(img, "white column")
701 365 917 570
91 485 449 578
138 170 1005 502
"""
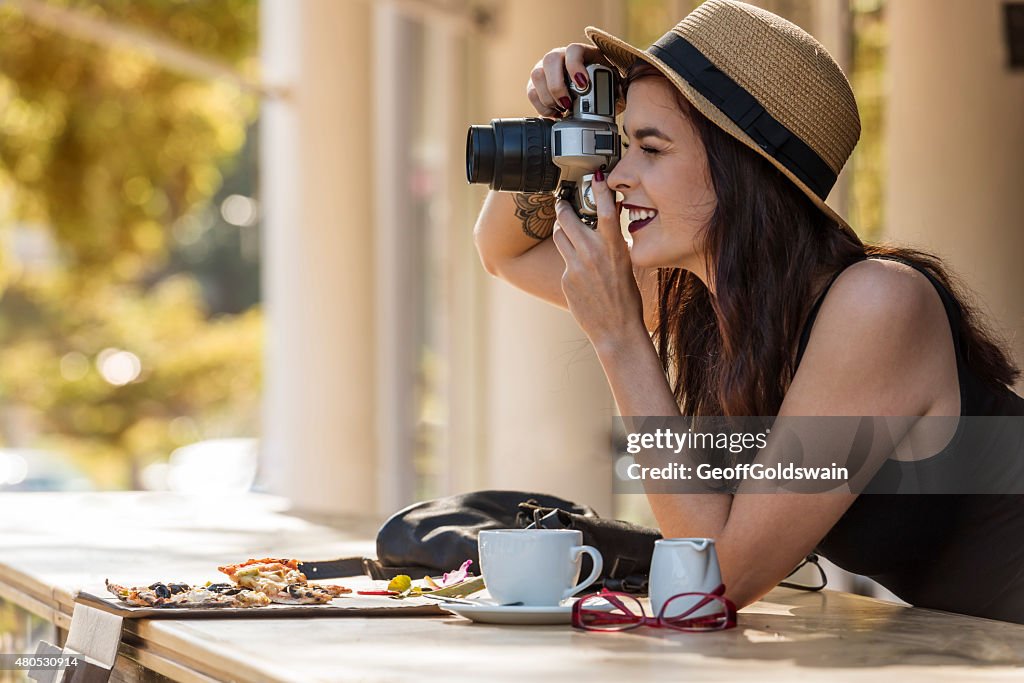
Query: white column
372 1 419 517
430 16 484 498
259 0 377 516
479 1 623 516
886 0 1024 390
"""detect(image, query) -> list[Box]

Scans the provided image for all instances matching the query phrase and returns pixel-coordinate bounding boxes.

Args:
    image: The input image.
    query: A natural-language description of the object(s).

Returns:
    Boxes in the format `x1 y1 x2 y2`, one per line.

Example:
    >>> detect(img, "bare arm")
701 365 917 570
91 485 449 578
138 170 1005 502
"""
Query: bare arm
594 319 734 539
473 190 569 309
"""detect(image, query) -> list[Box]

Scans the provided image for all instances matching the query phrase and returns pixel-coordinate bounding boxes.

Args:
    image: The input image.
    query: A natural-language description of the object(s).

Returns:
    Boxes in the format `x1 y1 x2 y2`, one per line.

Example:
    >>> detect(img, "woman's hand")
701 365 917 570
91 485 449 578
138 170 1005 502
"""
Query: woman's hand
526 43 608 117
551 170 644 352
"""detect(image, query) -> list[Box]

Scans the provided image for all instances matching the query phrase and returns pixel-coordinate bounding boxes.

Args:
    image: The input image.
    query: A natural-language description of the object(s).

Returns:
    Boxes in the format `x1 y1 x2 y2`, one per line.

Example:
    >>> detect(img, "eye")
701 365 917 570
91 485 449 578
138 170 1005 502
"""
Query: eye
622 141 660 156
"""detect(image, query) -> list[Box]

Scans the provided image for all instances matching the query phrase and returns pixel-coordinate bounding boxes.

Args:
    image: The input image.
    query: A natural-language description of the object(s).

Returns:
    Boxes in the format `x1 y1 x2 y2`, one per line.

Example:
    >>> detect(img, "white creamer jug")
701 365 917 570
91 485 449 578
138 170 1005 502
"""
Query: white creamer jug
649 538 723 619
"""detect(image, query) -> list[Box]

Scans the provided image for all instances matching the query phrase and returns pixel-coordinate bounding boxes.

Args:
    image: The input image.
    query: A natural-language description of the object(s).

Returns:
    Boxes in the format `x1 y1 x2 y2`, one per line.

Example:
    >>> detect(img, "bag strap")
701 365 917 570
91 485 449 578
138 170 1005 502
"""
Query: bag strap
778 553 828 591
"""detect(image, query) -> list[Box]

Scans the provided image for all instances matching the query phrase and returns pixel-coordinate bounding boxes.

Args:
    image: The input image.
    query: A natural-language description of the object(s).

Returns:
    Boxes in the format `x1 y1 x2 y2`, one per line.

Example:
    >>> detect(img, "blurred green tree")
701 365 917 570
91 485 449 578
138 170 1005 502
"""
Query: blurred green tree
0 0 261 488
849 0 886 241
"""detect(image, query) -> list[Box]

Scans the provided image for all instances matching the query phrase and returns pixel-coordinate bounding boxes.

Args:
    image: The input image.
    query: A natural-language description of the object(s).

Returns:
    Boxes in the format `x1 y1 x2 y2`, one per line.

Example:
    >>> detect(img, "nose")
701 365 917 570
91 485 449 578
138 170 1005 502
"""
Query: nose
607 149 635 191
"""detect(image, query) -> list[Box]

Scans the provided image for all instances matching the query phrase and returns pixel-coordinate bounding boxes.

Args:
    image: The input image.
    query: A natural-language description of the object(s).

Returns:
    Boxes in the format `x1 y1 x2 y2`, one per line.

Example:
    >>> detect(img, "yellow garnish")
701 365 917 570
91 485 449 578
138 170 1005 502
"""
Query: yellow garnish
387 575 412 592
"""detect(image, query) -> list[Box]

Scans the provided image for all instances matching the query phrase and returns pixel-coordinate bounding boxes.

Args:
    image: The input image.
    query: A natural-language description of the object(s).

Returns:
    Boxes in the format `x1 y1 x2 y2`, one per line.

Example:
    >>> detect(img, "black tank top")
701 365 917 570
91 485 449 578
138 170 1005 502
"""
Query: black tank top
795 255 1024 624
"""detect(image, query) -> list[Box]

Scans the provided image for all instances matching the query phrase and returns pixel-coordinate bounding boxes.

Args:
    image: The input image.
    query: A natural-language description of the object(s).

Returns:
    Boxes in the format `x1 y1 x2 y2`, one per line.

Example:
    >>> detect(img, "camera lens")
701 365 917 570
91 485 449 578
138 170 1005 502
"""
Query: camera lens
466 126 496 185
465 118 560 193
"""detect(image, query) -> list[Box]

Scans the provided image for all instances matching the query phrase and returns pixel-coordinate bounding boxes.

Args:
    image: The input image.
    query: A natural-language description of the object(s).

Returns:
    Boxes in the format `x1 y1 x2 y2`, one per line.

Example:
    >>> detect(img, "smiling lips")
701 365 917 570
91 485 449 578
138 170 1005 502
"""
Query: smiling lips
624 204 658 234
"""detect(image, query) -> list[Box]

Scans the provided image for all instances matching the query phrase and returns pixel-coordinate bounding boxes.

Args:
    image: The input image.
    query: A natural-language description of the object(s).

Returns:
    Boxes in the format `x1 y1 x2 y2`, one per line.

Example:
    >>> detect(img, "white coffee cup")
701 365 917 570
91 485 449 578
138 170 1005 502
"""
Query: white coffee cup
478 529 603 606
649 538 723 619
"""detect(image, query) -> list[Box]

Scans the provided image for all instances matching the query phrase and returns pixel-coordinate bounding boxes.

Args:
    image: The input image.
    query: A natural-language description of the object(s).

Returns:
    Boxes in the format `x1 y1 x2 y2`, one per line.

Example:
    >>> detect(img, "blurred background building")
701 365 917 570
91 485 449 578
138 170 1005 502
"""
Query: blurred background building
0 0 1021 602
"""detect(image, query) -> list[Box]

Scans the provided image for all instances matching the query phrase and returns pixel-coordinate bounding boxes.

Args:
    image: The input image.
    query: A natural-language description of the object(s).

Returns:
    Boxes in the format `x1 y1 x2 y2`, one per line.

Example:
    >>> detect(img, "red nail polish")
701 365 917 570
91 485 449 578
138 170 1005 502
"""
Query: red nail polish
559 96 572 111
595 168 604 182
574 72 588 89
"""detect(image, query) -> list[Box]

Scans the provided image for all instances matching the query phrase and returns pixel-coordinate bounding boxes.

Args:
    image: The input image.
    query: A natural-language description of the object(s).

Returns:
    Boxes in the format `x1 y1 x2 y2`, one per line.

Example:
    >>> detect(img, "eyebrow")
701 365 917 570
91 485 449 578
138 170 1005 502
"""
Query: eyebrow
625 126 673 142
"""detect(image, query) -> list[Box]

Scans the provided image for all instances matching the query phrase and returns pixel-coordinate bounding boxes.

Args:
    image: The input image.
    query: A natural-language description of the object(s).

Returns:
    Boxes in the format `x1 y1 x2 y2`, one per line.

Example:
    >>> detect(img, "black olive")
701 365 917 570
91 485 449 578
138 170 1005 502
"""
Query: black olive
207 583 233 593
168 583 189 594
152 584 171 599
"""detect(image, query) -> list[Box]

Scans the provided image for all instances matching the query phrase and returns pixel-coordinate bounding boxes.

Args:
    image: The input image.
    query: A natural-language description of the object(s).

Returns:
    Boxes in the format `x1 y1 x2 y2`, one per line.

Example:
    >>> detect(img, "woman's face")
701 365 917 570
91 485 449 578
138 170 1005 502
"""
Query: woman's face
608 77 716 276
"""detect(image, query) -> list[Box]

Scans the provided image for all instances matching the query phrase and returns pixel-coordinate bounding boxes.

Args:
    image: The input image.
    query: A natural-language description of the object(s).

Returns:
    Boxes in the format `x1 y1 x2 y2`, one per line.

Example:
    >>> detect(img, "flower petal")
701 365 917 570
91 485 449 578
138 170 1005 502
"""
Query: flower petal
440 559 473 587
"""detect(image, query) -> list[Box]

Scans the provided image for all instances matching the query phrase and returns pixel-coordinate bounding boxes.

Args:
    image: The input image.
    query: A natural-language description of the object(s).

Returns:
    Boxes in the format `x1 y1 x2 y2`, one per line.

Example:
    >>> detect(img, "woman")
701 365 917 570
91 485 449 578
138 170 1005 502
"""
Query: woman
473 0 1024 623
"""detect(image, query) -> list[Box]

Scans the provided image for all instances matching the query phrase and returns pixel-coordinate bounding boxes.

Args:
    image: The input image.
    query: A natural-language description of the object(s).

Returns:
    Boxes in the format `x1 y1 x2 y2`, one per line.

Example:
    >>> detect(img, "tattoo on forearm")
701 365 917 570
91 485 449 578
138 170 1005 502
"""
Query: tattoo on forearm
513 193 556 240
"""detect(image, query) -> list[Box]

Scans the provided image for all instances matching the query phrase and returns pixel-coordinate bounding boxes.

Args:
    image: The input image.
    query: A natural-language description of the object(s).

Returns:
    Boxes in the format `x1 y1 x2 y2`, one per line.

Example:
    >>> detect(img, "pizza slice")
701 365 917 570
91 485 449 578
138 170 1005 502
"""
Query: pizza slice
217 559 306 597
105 579 270 608
217 557 303 578
217 557 351 600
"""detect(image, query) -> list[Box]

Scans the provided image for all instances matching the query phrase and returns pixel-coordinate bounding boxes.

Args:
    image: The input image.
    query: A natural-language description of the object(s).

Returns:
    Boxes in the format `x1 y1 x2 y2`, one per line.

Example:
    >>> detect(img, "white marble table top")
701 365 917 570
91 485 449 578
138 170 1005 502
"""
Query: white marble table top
1 492 1023 682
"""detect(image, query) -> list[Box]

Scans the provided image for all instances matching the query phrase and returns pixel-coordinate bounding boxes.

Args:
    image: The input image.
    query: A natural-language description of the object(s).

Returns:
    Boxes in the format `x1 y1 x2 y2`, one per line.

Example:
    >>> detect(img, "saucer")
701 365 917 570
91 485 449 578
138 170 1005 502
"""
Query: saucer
439 601 573 625
439 597 613 625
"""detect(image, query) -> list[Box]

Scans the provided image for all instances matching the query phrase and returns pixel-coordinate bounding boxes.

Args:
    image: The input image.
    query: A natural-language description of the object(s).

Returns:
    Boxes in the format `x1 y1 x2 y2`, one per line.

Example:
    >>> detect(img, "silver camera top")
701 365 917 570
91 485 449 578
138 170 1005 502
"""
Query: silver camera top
568 62 618 122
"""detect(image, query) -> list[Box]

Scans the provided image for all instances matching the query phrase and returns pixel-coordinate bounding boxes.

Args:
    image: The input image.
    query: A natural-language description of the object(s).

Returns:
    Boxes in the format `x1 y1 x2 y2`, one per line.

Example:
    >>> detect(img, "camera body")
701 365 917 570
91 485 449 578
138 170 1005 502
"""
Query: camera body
466 63 620 226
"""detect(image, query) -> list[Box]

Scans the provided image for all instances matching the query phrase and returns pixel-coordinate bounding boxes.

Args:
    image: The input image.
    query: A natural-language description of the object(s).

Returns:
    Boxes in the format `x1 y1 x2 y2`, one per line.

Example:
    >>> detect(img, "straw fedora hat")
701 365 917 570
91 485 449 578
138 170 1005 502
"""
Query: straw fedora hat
586 0 860 235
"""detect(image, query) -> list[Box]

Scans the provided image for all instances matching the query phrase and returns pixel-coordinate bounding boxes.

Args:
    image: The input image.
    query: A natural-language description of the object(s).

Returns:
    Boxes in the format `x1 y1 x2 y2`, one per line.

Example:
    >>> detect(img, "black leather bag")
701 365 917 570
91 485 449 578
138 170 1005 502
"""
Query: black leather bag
372 490 597 577
358 490 659 593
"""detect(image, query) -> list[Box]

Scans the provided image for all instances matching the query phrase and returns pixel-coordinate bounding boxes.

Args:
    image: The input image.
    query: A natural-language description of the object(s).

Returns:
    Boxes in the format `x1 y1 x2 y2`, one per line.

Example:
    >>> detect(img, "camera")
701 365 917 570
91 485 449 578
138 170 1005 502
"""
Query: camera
466 63 620 226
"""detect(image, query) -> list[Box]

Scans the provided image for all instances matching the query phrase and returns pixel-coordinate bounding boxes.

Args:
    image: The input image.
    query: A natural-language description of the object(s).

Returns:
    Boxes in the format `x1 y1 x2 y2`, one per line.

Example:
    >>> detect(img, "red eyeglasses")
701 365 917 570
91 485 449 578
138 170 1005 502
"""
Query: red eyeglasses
572 583 737 632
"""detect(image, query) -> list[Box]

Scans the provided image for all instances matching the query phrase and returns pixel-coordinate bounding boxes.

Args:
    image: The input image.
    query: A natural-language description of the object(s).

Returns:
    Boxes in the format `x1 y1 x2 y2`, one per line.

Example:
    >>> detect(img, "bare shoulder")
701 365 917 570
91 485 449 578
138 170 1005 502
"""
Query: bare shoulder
786 258 958 416
826 258 941 314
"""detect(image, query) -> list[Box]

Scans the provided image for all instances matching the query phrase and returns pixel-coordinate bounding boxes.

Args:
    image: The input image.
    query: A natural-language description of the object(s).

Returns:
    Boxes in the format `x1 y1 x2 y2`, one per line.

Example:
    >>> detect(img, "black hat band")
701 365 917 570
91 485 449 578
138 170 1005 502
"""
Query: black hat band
648 31 837 200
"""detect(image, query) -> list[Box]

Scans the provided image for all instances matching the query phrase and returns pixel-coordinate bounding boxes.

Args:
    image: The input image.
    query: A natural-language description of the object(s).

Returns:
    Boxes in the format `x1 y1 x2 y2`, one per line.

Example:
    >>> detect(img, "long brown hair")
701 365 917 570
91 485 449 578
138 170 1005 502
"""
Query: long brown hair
624 61 1019 416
